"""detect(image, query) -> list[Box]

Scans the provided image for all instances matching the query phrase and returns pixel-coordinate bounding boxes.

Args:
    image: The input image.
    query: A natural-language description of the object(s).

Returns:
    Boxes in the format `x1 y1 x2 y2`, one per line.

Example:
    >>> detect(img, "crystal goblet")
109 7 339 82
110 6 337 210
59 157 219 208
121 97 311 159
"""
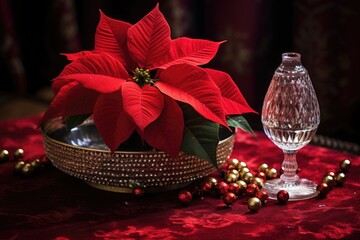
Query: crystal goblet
261 52 320 201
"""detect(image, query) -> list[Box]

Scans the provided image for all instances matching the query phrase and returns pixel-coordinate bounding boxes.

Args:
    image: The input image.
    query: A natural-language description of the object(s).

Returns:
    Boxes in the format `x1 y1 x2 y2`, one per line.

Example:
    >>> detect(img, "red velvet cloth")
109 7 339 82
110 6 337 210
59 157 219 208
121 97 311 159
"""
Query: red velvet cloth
0 115 359 240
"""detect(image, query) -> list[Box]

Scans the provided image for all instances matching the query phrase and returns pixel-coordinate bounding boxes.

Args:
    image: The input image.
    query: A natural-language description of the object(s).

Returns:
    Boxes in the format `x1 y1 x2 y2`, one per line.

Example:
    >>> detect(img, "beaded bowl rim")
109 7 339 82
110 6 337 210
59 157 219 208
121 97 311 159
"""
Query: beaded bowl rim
41 117 235 193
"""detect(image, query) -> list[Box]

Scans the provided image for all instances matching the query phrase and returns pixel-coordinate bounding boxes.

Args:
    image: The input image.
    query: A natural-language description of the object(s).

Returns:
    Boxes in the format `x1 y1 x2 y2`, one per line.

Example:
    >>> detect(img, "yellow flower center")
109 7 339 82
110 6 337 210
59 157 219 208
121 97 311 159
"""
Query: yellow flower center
133 67 153 87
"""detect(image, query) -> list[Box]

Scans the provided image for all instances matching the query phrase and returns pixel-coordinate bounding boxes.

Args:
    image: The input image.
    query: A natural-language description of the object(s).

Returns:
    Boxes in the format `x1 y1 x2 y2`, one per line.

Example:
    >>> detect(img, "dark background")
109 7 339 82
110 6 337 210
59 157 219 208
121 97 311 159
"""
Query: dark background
1 0 359 144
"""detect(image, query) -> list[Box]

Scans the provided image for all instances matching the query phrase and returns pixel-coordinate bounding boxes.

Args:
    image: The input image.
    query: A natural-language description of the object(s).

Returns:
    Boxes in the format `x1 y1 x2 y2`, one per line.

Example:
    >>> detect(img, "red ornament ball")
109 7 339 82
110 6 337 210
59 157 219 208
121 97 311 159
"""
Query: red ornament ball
216 181 229 195
246 183 260 197
228 182 240 195
277 190 289 204
200 181 212 193
223 192 237 206
317 183 330 198
133 187 145 197
255 190 269 205
255 171 267 182
178 190 193 204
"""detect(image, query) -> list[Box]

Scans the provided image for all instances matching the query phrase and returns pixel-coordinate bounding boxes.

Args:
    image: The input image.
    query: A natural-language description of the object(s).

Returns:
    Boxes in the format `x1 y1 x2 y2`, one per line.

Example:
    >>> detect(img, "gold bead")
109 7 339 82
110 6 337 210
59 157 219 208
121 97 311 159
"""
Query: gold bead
224 173 238 183
266 168 278 179
325 171 336 178
339 159 351 172
335 172 346 186
239 167 250 178
14 161 26 173
30 159 42 169
227 158 239 168
242 172 254 184
228 169 240 179
322 175 335 187
235 180 247 194
14 148 24 160
21 163 35 176
205 177 218 189
248 197 262 212
0 150 10 162
251 177 264 189
236 161 247 171
257 163 269 173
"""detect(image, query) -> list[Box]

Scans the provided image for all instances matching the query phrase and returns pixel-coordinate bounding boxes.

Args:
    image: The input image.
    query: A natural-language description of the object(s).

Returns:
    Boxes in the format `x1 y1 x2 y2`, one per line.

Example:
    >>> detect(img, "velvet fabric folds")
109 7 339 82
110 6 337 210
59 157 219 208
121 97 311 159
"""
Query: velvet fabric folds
0 115 359 240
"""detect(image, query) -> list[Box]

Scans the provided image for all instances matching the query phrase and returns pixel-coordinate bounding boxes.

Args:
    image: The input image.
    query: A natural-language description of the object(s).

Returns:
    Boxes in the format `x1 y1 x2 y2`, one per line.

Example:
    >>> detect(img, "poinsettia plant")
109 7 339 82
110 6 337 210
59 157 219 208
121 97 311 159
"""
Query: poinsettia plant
42 4 255 169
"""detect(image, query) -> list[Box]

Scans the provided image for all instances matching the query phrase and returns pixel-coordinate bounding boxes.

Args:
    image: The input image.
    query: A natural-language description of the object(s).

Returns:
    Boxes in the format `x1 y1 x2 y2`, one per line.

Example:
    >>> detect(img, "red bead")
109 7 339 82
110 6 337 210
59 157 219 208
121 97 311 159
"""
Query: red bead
317 183 330 198
223 192 237 206
255 171 267 182
178 190 193 204
277 190 289 204
255 190 269 205
228 182 240 195
246 183 260 197
216 181 229 195
132 187 144 197
200 181 212 193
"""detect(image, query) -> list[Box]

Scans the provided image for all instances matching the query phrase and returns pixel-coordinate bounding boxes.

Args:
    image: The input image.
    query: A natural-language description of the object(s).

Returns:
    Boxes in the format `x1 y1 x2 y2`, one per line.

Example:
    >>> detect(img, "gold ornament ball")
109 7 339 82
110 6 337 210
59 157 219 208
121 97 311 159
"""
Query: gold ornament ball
266 168 278 179
0 150 10 162
325 171 336 178
239 167 250 178
235 180 247 194
251 177 264 189
205 177 218 189
31 159 42 169
242 172 254 184
257 163 269 173
335 172 346 186
236 161 247 171
224 173 238 183
248 197 262 212
14 161 26 173
228 169 240 179
227 158 239 168
14 148 24 160
339 159 351 172
21 163 35 176
322 175 336 188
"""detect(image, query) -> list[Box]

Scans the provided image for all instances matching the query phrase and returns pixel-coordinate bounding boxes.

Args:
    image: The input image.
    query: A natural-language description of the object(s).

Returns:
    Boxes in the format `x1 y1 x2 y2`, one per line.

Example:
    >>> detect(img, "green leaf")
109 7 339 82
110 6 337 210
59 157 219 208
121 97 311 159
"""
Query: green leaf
65 114 91 132
180 104 220 169
227 115 255 136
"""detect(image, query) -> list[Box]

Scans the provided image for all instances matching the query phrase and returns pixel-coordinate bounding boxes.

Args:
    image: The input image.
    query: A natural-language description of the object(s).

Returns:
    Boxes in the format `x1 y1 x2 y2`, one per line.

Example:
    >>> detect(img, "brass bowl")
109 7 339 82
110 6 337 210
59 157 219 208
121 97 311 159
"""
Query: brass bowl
42 118 235 193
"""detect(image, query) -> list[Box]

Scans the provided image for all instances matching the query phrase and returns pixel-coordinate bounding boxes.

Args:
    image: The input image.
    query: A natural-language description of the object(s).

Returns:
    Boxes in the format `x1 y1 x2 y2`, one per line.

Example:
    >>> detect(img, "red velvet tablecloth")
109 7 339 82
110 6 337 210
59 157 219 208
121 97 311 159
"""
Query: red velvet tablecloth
0 115 359 240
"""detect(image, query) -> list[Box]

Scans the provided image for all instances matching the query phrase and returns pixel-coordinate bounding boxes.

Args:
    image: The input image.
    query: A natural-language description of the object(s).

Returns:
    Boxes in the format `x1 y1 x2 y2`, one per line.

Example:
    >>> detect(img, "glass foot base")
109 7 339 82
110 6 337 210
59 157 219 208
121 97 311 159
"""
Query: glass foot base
263 178 318 201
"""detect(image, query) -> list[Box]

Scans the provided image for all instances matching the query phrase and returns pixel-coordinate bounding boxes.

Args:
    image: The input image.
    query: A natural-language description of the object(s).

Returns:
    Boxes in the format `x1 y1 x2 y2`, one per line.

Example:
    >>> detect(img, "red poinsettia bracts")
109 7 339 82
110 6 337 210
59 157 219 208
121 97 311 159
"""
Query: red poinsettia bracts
43 4 255 164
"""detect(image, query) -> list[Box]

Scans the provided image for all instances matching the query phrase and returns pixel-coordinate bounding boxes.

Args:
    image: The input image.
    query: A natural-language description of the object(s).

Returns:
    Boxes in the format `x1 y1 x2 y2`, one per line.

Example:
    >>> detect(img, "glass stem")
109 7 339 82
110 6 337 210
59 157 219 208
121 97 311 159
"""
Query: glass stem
280 150 299 183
